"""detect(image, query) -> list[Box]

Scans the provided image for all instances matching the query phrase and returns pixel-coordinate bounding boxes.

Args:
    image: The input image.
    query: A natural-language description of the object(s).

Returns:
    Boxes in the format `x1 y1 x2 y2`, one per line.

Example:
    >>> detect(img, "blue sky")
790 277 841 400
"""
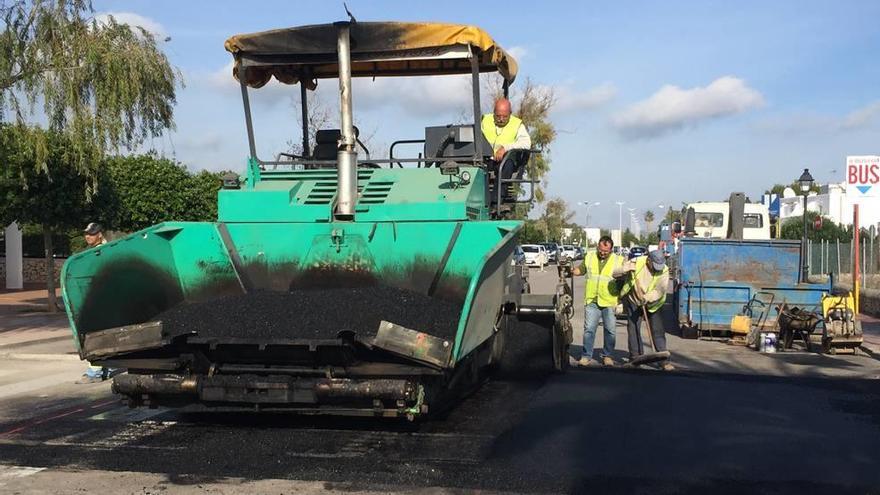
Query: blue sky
93 0 880 229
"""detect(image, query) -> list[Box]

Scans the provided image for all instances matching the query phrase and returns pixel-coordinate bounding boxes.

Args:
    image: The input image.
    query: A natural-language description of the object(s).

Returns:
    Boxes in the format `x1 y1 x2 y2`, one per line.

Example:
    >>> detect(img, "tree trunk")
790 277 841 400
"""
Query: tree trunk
43 224 58 313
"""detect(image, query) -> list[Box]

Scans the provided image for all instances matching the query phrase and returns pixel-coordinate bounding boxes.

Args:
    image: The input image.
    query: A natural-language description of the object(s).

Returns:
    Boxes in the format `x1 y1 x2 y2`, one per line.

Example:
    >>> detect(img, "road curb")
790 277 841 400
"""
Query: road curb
0 352 81 362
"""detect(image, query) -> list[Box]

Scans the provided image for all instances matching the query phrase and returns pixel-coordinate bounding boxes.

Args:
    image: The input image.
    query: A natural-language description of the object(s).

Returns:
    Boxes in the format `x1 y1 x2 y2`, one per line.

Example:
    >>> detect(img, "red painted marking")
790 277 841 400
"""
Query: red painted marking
0 399 119 436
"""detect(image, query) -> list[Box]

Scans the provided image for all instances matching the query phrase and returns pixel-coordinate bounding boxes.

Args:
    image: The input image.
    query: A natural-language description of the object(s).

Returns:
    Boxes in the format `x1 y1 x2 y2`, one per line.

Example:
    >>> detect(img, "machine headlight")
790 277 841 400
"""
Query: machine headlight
459 170 471 184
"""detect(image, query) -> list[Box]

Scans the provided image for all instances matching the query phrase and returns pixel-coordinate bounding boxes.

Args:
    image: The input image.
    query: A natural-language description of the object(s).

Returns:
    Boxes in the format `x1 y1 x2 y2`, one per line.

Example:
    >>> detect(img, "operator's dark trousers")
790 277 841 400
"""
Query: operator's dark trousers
625 299 668 359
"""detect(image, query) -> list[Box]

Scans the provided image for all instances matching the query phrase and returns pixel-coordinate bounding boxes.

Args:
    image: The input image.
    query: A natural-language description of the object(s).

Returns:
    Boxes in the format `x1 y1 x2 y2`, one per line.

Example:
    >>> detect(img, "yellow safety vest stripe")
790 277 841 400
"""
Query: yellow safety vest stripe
481 114 523 152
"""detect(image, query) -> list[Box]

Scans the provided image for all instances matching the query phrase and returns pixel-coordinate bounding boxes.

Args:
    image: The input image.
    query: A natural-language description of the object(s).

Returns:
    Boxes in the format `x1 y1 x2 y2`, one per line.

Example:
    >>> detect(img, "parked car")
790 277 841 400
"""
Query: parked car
521 244 548 268
559 244 578 261
541 242 560 263
575 246 585 260
512 245 526 266
628 246 648 259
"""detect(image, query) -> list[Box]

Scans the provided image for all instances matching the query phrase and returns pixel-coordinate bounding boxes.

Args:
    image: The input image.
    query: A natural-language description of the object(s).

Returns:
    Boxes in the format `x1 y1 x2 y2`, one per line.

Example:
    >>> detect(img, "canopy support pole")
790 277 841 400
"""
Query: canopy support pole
300 79 310 156
335 21 358 220
239 77 257 159
470 46 481 166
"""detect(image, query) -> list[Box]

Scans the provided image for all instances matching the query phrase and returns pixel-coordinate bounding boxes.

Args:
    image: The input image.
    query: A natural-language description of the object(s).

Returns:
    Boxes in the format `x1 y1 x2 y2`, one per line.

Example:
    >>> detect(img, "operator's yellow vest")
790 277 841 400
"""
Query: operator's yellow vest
584 252 622 307
620 256 668 313
481 114 523 152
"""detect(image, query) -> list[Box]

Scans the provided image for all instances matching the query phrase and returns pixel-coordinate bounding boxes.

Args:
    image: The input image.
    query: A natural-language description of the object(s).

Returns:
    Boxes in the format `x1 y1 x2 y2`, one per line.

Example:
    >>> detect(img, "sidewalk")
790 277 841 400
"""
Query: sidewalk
858 313 880 357
0 287 76 359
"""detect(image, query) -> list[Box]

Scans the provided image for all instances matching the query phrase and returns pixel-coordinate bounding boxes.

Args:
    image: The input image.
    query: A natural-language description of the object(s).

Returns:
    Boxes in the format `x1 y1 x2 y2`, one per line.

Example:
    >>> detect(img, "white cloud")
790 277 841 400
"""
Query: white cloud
612 76 764 138
841 101 880 130
507 45 529 61
553 82 617 114
94 12 167 39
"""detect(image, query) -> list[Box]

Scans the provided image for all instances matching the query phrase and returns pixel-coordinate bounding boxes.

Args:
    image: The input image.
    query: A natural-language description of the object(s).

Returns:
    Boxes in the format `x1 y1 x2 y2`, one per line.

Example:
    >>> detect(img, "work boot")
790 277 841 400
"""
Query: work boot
602 356 614 367
577 357 596 367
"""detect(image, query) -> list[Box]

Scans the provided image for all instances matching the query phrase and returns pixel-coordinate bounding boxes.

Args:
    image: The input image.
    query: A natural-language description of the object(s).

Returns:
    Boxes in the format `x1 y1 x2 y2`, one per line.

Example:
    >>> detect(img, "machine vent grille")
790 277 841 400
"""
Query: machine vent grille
301 170 387 205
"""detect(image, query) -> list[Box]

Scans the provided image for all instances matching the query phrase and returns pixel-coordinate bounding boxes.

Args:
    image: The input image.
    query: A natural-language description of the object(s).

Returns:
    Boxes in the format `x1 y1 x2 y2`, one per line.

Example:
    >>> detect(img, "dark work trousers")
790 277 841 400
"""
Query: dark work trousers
626 299 669 360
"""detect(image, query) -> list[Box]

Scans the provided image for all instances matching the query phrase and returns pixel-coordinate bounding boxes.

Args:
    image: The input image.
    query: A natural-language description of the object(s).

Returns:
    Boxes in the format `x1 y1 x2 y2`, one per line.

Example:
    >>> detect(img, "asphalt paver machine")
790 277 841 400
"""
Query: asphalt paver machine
61 21 573 419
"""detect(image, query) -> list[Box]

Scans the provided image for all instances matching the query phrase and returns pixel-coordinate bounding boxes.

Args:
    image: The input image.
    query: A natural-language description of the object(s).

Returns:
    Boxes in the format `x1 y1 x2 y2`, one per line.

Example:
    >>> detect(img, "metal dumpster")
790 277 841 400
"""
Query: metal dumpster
675 238 830 335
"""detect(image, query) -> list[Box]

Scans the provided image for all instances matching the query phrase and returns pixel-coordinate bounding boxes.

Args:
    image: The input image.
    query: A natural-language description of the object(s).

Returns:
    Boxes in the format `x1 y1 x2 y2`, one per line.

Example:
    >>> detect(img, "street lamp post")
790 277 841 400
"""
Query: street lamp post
578 201 600 246
615 201 625 240
798 168 814 282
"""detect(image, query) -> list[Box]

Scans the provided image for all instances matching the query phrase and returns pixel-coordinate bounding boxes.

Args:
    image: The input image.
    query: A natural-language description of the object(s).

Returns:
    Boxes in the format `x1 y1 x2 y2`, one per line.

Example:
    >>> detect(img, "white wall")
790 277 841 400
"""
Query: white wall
779 183 880 229
4 222 23 289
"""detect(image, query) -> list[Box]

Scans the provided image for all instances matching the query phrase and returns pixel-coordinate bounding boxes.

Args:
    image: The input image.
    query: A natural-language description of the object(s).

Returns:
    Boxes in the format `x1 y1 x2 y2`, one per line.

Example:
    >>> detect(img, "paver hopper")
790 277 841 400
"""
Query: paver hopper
62 21 572 419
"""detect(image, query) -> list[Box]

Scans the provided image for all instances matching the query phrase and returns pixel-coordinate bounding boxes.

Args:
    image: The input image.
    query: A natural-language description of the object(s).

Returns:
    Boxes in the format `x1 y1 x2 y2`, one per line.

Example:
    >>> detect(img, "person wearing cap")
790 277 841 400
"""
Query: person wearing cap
83 222 107 248
76 222 117 384
613 250 673 370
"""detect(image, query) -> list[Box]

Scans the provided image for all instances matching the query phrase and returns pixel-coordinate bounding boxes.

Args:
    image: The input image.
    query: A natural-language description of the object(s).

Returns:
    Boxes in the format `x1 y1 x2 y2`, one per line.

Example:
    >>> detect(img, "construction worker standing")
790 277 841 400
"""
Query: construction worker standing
481 98 531 162
572 236 623 367
614 250 673 370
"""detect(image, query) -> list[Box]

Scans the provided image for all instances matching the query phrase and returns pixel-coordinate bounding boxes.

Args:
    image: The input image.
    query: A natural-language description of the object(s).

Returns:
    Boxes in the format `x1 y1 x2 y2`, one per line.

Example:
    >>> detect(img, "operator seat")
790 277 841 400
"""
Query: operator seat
311 127 360 167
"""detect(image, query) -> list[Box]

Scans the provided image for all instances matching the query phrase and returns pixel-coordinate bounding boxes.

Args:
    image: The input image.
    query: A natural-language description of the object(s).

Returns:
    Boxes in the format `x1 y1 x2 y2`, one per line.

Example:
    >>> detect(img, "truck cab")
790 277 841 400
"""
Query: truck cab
687 201 770 240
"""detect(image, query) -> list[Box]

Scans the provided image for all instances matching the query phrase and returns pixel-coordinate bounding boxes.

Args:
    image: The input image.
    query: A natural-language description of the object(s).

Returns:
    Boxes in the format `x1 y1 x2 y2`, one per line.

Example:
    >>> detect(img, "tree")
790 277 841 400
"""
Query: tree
622 228 639 247
644 210 655 234
780 212 850 242
1 1 181 193
97 154 222 232
0 125 92 311
539 198 574 242
514 80 555 206
766 181 819 196
663 206 681 224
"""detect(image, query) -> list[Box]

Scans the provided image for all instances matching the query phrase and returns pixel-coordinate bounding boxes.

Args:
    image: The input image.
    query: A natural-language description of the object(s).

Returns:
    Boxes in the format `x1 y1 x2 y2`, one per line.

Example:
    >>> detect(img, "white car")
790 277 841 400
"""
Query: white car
520 244 548 268
559 245 578 260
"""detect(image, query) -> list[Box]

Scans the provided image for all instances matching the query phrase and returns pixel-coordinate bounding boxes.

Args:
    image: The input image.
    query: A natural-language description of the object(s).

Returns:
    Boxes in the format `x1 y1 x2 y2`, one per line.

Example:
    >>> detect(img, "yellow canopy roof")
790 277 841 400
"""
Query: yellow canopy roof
224 21 518 89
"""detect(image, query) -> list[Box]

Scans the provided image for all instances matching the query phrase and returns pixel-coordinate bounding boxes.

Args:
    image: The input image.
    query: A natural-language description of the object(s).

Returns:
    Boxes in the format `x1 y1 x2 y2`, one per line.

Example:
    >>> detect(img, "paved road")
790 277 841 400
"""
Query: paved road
1 270 879 494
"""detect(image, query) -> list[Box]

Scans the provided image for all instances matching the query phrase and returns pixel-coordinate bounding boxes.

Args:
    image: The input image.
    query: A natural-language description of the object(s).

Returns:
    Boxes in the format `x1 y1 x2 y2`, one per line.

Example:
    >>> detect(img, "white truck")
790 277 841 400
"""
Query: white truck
686 199 771 240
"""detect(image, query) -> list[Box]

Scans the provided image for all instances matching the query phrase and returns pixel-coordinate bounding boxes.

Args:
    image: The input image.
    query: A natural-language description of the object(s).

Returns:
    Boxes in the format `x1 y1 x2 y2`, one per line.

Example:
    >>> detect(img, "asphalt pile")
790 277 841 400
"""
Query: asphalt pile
156 286 463 341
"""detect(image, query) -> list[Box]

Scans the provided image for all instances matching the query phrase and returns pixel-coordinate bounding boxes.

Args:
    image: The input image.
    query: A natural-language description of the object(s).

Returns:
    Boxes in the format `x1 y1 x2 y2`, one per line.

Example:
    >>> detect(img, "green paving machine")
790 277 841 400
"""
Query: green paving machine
61 21 573 419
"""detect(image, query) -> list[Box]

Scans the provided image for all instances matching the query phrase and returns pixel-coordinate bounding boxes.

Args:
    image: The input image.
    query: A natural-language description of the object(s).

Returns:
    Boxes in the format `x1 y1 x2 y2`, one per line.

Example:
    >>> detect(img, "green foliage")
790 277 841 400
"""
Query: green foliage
519 219 546 244
663 206 681 224
96 154 222 232
766 182 819 196
515 79 555 206
538 198 574 243
622 229 639 247
1 0 181 194
780 212 850 242
0 124 91 229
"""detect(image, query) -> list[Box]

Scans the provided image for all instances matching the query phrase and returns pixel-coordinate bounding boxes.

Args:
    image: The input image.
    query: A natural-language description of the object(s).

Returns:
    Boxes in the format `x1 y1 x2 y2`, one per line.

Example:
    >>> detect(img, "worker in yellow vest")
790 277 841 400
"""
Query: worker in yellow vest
481 98 531 162
572 236 623 367
614 250 673 370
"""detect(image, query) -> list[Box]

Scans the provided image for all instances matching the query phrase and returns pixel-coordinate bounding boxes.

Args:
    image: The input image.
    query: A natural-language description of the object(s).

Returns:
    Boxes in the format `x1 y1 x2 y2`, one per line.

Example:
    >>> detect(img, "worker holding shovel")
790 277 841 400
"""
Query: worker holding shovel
613 250 674 370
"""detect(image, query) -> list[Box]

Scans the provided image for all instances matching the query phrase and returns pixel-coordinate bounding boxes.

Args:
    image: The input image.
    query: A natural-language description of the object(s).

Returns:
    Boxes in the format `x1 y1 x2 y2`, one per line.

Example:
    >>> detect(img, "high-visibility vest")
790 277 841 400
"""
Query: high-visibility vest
584 252 622 307
620 256 668 313
481 114 523 152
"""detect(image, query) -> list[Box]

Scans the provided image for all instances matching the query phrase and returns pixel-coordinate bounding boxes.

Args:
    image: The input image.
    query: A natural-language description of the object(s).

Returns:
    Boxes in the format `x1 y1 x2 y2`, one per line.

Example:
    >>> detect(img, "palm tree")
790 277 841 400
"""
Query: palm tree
644 210 655 235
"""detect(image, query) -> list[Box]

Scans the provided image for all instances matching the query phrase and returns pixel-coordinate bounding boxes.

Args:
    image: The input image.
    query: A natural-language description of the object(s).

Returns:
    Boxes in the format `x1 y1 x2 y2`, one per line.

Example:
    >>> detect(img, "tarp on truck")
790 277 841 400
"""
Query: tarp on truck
224 21 518 88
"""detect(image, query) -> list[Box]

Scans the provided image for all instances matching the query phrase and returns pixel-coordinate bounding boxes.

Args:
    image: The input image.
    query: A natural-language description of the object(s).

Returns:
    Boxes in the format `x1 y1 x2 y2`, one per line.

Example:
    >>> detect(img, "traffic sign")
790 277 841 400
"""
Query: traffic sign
846 155 880 199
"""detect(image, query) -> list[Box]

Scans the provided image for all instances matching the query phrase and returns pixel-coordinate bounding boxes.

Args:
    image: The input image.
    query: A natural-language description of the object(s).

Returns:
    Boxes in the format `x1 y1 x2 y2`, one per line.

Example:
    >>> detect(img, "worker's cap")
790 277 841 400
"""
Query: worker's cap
648 250 666 271
83 222 103 235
